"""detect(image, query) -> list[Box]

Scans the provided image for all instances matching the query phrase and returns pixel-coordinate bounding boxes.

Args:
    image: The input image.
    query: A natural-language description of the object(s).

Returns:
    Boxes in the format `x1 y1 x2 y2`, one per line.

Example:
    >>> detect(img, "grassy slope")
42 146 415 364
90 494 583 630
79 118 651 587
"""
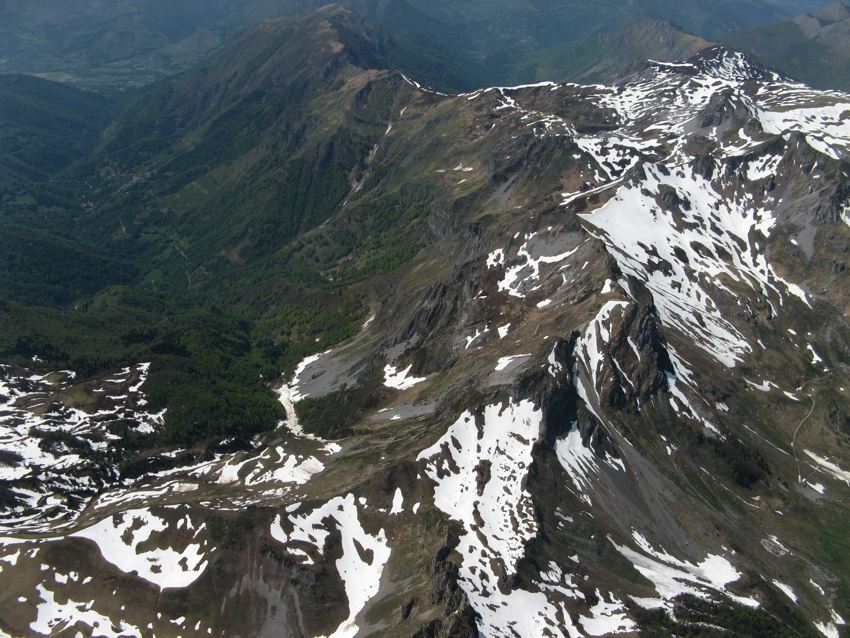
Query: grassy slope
527 20 714 85
0 74 139 307
0 9 444 452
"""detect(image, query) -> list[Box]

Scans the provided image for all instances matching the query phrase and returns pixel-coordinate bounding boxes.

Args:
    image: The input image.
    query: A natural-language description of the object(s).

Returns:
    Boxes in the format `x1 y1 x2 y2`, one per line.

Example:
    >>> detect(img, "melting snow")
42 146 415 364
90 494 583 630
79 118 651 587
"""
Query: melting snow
761 534 790 556
0 363 164 528
465 328 484 349
548 346 563 377
817 622 842 638
577 299 630 393
772 580 798 603
804 450 850 485
289 350 333 402
271 494 390 638
383 364 426 390
744 379 779 392
31 584 144 638
486 232 582 298
418 400 588 637
614 532 756 609
580 590 636 636
578 163 793 367
494 354 530 371
555 423 624 506
389 488 404 514
71 509 208 589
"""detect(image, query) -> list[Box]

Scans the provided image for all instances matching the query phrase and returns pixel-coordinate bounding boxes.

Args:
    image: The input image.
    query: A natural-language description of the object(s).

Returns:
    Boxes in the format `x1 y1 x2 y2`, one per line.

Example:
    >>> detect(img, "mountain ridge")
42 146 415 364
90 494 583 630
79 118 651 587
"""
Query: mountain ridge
2 8 850 638
722 1 850 92
0 0 839 90
527 18 715 84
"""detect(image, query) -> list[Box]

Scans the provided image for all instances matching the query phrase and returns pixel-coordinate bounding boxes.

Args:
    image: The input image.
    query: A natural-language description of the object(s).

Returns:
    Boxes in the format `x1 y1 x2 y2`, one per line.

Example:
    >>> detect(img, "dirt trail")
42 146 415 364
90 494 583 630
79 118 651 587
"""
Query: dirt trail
792 373 831 481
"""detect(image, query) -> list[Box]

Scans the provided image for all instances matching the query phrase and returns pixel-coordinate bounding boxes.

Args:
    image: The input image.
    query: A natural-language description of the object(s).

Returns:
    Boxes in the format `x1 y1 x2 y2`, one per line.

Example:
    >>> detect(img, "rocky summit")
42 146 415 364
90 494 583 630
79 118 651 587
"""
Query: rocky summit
2 7 850 638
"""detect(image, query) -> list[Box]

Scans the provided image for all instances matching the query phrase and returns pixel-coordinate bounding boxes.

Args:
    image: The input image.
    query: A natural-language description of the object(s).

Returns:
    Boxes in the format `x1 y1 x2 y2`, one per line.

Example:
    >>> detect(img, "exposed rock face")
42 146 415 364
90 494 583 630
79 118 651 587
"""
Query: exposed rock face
4 24 850 638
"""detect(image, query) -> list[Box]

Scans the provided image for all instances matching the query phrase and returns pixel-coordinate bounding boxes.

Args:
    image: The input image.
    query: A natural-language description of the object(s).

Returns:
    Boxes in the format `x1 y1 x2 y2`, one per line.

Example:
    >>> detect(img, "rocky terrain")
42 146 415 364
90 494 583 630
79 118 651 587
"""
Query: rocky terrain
2 7 850 638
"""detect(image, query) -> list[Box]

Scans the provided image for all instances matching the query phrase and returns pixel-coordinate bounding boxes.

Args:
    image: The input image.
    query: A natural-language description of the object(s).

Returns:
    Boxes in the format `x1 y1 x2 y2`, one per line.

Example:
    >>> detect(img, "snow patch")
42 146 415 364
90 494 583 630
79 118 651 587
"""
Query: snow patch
555 423 624 506
31 584 143 638
418 400 585 637
383 364 426 390
389 488 404 515
772 580 798 603
614 532 756 609
71 509 208 589
272 494 391 638
804 450 850 485
494 354 530 371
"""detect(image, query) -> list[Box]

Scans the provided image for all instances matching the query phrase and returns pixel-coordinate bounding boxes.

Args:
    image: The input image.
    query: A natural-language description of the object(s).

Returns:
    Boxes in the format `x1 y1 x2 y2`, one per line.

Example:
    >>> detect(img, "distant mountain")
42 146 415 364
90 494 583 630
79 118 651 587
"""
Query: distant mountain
0 0 264 86
524 19 715 85
0 0 838 90
249 0 823 55
722 1 850 92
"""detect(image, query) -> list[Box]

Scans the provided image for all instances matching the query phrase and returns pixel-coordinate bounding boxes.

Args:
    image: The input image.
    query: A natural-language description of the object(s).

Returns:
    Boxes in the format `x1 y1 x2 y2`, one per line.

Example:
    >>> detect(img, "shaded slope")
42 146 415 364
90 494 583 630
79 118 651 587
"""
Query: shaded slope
0 74 135 307
527 19 715 85
66 5 402 303
0 74 113 184
0 0 832 91
722 1 850 92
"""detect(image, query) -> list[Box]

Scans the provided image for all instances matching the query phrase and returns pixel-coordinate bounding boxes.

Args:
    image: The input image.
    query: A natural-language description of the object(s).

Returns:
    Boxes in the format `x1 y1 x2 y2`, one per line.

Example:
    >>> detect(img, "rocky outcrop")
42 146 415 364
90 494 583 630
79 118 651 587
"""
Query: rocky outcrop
413 545 479 638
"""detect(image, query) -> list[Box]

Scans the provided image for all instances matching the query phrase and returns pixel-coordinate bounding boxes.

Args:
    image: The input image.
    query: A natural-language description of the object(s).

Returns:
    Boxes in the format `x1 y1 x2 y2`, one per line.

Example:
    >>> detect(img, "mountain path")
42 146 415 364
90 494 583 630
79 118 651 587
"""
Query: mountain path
792 373 831 481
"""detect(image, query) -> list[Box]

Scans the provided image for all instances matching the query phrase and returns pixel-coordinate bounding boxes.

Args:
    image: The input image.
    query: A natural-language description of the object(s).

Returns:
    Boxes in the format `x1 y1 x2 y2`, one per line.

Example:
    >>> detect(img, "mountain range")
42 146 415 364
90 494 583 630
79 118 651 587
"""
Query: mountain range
0 0 840 90
2 4 850 638
722 1 850 92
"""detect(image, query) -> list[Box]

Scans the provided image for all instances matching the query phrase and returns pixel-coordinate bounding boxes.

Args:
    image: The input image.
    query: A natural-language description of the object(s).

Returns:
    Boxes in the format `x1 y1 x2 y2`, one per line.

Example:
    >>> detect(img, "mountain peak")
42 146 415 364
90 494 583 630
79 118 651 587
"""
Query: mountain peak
687 44 773 81
618 43 772 86
223 4 392 85
599 18 714 67
813 1 850 24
